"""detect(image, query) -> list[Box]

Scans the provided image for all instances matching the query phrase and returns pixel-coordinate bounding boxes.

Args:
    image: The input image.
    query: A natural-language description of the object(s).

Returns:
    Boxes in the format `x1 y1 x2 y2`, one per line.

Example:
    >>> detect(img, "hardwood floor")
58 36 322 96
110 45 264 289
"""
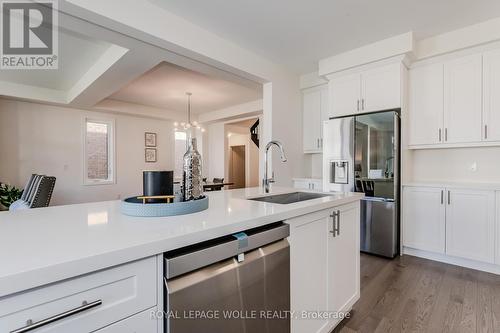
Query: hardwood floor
333 254 500 333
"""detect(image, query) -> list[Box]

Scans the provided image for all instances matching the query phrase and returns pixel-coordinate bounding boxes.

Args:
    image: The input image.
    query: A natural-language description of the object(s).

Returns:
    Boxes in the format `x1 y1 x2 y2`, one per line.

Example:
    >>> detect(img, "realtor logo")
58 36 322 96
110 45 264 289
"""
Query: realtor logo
1 0 58 69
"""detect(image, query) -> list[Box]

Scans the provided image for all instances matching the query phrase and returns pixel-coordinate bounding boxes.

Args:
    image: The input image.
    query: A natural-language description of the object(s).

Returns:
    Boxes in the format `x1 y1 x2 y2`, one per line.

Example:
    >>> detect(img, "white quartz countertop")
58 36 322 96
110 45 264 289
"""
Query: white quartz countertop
0 187 362 297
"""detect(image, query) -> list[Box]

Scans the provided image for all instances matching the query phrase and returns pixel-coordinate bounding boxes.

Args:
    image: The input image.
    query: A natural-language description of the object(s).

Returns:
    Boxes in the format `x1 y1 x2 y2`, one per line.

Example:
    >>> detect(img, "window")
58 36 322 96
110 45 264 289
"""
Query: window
84 118 115 185
174 131 187 179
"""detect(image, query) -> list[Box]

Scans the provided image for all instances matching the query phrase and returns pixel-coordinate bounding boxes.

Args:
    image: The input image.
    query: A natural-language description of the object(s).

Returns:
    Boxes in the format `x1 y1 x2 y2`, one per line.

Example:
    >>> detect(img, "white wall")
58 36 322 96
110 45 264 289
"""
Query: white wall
0 98 174 205
409 147 500 183
198 99 263 124
206 122 226 180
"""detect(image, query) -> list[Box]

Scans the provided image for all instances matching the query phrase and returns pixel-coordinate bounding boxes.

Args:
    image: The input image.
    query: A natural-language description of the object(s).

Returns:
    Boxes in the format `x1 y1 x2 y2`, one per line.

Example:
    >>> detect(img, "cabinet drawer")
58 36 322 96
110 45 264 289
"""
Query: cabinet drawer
95 307 157 333
0 256 157 333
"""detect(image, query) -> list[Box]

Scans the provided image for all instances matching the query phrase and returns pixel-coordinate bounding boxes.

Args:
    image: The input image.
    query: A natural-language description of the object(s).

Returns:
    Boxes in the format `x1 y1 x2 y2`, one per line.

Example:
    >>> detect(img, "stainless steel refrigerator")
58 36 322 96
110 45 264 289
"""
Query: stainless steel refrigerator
322 110 400 258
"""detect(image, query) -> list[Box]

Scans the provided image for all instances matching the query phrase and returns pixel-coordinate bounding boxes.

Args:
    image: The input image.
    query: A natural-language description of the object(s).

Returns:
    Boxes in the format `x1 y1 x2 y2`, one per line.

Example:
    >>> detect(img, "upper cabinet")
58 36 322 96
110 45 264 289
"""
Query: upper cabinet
302 85 329 153
361 63 402 113
409 49 500 149
329 62 402 118
443 54 482 143
483 49 500 142
409 63 444 145
330 73 361 117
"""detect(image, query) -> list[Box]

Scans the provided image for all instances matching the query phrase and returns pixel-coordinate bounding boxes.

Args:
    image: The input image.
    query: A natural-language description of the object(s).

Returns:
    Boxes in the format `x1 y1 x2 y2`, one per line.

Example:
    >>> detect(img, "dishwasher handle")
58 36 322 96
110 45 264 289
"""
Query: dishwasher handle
164 222 289 279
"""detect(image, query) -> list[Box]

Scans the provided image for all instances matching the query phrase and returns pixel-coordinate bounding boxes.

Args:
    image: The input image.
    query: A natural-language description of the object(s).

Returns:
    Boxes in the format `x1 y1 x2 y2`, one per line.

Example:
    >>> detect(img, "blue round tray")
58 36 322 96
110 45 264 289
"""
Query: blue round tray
121 196 209 217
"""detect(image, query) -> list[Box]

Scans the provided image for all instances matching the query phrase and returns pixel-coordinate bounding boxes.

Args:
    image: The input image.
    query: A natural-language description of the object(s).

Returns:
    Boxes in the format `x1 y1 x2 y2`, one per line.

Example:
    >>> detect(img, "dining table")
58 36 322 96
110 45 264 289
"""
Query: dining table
203 182 234 191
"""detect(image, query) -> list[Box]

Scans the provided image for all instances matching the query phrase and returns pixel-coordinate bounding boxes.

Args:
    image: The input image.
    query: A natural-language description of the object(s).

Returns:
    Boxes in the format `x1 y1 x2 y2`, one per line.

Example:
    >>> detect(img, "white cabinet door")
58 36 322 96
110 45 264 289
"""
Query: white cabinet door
496 192 500 265
328 203 360 327
409 63 444 145
303 88 322 152
444 54 482 143
361 63 401 113
445 189 495 263
293 180 311 190
310 179 323 192
289 210 330 333
330 73 361 117
403 187 445 254
320 85 330 142
95 308 157 333
483 49 500 142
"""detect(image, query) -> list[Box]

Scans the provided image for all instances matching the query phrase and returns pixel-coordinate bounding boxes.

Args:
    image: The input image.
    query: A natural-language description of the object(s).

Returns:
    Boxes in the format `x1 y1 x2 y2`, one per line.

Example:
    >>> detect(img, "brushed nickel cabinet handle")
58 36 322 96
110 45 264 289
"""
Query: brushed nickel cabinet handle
439 128 442 142
448 191 451 205
441 190 444 205
357 100 360 111
336 210 341 236
362 99 365 111
485 125 488 139
329 212 336 237
445 128 448 141
11 300 103 333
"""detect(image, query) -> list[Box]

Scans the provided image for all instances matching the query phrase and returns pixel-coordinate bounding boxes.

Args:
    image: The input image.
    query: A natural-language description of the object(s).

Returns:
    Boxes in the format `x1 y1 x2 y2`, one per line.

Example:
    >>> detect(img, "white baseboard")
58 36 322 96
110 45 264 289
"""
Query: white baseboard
403 247 500 275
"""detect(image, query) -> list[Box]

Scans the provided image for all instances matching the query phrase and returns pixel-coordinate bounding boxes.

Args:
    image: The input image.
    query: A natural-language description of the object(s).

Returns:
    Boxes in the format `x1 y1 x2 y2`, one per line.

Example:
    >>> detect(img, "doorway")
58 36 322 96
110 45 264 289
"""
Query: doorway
229 145 246 189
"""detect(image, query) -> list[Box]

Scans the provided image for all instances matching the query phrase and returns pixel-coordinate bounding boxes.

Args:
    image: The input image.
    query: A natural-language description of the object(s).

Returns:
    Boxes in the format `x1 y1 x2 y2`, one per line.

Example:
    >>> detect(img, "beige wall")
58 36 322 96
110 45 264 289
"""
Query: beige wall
0 98 175 205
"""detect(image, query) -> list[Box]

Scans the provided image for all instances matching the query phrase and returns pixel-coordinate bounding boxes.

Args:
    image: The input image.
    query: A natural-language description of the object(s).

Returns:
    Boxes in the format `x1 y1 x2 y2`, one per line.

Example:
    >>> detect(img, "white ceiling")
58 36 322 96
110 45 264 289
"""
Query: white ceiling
0 29 111 91
109 62 262 114
155 0 500 73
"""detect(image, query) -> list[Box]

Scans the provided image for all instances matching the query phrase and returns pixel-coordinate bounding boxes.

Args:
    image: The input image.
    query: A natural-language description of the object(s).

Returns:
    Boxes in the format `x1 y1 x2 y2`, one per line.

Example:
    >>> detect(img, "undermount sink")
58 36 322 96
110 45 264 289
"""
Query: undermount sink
248 192 331 204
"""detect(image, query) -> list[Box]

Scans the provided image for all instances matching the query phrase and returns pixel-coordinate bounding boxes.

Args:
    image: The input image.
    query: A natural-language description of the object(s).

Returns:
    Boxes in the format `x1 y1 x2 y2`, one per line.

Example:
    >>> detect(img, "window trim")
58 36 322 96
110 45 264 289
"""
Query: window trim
83 117 116 186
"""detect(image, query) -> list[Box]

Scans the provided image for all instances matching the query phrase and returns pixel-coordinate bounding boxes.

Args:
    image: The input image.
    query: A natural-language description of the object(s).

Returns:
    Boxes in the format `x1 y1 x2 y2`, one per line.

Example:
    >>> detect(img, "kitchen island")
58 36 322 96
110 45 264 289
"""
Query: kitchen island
0 187 363 333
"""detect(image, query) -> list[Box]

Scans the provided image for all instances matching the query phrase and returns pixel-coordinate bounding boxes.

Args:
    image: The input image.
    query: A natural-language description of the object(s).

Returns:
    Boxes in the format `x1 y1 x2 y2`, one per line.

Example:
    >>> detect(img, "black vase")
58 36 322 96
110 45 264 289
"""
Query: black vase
143 171 173 203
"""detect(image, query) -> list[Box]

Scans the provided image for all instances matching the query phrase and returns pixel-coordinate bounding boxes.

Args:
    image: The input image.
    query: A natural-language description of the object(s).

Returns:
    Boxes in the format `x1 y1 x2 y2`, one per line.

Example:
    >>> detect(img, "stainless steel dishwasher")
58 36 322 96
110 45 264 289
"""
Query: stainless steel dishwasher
164 222 290 333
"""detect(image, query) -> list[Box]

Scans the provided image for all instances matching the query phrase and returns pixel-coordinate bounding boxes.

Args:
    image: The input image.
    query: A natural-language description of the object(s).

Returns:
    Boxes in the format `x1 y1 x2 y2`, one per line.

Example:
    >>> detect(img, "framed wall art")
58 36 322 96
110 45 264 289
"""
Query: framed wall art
145 148 157 163
145 132 157 147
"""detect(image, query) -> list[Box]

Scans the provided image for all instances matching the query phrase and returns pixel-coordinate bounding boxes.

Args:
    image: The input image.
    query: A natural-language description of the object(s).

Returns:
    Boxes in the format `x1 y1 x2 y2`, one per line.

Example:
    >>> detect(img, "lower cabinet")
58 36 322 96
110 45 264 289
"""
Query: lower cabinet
403 186 495 264
288 202 360 333
293 178 323 191
0 257 158 333
95 308 157 333
403 186 446 253
445 189 495 263
289 209 329 333
327 203 360 328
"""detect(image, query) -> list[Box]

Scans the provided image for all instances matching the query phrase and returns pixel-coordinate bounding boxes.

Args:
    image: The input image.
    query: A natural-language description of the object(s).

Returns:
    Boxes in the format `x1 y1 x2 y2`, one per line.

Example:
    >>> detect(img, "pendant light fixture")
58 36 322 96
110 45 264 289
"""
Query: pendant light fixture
174 92 205 132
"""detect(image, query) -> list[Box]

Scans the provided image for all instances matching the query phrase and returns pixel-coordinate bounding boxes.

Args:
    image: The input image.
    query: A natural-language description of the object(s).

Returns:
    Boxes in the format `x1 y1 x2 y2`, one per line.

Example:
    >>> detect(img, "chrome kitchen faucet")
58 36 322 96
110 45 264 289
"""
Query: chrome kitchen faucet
263 140 287 193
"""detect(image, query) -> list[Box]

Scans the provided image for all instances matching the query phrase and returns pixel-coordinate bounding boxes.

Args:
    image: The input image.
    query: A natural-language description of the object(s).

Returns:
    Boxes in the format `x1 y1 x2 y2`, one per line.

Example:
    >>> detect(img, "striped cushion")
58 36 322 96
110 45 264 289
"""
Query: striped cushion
24 175 43 206
30 176 56 208
20 174 36 201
